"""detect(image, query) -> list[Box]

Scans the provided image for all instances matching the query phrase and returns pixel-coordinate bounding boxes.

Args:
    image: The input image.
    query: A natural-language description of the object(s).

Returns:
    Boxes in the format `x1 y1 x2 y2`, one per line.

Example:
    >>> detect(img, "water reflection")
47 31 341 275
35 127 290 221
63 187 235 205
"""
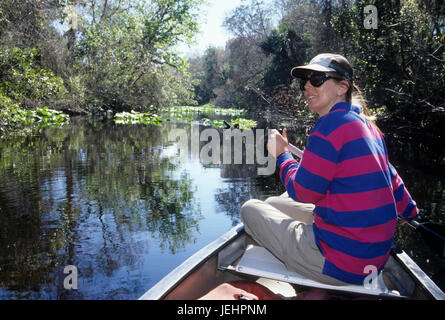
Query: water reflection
0 118 202 299
0 116 444 299
214 170 285 226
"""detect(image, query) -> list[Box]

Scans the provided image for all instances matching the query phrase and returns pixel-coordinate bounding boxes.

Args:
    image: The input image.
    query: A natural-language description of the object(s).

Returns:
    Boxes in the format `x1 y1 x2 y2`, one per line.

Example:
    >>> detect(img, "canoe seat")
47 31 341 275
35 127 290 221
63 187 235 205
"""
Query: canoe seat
225 244 402 298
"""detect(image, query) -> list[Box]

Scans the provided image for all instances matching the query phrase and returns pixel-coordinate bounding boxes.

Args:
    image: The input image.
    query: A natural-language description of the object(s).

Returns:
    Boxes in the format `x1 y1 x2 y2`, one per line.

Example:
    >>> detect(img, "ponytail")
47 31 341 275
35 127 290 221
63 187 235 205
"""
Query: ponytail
347 82 383 135
331 72 382 135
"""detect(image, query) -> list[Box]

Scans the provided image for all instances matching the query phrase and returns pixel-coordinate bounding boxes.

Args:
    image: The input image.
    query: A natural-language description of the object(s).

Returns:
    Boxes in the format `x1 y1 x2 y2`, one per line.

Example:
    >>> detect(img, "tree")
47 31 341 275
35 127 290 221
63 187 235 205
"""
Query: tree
74 0 204 111
333 0 445 166
0 0 205 115
0 0 48 48
277 0 331 57
259 25 308 90
0 47 66 105
222 0 273 43
189 47 226 105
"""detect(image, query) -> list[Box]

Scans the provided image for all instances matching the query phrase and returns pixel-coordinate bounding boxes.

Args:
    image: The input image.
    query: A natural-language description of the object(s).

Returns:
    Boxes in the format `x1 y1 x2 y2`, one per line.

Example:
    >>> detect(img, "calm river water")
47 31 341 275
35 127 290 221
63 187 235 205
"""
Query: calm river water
0 116 444 299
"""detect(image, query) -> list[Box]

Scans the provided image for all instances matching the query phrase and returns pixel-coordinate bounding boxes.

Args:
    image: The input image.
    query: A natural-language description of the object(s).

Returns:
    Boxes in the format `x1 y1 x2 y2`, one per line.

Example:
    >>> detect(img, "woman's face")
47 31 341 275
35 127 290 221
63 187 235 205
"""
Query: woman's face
303 72 349 116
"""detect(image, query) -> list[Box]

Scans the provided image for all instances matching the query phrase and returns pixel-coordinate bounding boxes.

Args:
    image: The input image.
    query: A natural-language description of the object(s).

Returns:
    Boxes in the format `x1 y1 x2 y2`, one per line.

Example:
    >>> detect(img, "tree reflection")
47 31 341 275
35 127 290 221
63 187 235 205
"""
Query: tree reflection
0 118 201 298
1 113 444 298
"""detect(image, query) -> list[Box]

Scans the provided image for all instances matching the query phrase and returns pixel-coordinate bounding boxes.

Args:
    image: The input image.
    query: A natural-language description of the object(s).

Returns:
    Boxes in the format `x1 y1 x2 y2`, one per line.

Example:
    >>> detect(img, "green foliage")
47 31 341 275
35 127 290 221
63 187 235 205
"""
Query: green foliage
114 110 163 126
0 94 69 137
0 94 30 129
75 0 204 111
259 25 308 91
114 103 252 129
0 0 205 123
33 106 70 127
0 0 443 163
167 104 247 117
0 0 48 47
0 47 67 103
143 0 203 66
231 118 257 130
189 47 226 105
334 0 445 141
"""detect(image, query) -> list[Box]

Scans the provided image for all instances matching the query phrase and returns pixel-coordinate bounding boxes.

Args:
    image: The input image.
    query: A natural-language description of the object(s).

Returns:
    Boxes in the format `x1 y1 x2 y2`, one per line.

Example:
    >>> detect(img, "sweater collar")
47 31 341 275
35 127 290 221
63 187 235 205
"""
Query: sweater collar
329 102 361 114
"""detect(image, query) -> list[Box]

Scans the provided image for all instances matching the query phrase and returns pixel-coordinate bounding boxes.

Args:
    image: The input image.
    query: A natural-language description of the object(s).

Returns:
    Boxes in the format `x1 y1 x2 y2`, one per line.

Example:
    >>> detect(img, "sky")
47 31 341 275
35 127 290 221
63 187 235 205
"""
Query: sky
178 0 277 57
57 0 275 58
178 0 245 57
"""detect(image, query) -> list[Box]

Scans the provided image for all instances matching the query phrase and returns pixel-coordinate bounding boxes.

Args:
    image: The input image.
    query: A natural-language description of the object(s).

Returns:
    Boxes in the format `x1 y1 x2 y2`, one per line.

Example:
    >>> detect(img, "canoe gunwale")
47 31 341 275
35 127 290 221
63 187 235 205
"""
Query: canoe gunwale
388 245 445 300
139 223 445 300
138 223 245 300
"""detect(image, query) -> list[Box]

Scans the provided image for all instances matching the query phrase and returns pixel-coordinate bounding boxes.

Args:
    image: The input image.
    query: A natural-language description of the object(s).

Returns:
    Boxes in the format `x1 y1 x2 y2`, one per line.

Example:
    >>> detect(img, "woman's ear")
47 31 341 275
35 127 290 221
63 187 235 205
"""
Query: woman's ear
337 80 350 97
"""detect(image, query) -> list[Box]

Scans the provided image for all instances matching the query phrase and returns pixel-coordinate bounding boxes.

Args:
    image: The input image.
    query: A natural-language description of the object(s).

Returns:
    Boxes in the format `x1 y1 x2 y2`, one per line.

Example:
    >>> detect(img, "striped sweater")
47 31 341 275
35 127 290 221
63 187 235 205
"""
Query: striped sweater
277 102 418 285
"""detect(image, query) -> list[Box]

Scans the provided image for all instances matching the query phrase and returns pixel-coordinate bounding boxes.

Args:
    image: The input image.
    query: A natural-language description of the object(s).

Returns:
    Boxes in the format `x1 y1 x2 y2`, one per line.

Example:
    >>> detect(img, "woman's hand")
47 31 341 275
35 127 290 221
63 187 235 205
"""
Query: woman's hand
267 128 290 158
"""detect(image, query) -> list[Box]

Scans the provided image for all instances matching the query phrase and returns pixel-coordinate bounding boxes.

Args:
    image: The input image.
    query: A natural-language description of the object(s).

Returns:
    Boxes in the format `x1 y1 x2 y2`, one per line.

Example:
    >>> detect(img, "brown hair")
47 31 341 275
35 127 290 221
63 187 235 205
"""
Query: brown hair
335 76 382 135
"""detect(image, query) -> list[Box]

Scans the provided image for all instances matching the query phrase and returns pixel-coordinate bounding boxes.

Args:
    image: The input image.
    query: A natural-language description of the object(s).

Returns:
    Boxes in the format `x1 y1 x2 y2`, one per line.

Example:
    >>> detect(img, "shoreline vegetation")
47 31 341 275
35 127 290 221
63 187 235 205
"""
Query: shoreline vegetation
0 102 259 139
114 104 257 129
0 0 443 166
0 97 69 139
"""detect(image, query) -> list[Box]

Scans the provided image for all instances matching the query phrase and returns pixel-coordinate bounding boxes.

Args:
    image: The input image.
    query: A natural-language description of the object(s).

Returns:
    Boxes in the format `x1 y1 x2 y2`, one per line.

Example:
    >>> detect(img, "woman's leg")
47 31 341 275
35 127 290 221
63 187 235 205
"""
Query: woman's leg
264 196 315 225
240 199 348 286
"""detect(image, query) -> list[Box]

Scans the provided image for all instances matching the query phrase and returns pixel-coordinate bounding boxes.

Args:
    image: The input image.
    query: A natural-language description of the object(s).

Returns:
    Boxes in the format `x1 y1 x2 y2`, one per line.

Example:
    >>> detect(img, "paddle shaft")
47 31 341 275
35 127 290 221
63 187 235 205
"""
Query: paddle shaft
404 219 445 258
288 143 304 158
407 220 444 241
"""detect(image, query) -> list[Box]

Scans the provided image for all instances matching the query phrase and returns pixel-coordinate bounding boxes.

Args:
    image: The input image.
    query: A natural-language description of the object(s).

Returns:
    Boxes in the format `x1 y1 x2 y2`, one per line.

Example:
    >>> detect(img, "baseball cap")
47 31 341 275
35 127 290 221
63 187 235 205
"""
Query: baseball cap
291 53 353 82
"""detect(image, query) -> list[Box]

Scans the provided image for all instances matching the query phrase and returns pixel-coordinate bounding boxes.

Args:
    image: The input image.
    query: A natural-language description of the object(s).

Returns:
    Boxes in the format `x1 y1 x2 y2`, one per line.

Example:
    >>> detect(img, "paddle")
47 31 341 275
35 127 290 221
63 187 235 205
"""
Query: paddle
403 218 445 258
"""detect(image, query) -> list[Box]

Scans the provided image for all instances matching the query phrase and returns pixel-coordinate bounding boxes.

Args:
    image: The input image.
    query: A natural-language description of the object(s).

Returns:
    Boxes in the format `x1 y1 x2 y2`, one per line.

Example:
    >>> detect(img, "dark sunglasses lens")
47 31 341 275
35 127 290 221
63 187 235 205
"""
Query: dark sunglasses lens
299 73 330 90
310 74 327 87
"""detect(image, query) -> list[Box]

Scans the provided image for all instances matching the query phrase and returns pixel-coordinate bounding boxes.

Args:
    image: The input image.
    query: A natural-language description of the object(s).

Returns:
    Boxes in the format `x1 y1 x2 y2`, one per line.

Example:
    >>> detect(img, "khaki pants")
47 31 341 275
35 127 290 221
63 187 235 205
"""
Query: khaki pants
240 196 348 286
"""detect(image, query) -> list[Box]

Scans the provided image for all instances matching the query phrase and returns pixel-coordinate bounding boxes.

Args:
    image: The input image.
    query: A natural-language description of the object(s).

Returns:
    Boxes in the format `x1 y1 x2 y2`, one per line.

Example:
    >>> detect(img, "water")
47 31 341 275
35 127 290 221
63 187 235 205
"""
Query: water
0 117 282 299
0 116 443 299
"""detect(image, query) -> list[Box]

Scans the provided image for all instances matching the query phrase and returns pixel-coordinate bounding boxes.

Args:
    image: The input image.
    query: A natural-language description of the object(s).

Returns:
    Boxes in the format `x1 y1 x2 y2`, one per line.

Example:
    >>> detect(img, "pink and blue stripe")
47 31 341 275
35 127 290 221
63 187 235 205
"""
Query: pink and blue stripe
276 102 418 285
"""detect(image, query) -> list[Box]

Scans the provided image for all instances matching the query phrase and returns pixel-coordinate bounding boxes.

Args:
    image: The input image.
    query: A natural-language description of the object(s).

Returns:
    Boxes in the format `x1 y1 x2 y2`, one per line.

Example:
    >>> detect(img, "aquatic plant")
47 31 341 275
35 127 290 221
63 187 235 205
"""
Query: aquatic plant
167 104 247 117
231 118 257 130
33 107 70 128
1 96 70 137
114 110 163 126
114 104 254 130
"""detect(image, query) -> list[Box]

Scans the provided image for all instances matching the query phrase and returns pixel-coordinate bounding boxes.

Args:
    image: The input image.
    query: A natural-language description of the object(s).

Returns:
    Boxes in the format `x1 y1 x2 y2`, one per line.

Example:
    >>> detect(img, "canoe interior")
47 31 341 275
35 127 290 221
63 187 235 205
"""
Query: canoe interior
140 224 444 300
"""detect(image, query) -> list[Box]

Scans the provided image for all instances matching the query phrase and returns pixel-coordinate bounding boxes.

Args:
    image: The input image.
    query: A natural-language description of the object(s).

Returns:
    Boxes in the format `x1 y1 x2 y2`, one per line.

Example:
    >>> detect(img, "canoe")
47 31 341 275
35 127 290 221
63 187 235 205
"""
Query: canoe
139 222 445 300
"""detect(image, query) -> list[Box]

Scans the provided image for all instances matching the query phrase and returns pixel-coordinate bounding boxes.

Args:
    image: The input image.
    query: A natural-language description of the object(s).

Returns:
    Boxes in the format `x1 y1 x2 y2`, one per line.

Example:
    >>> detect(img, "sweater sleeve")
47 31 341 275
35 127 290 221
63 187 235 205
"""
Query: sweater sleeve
389 163 418 221
277 132 338 204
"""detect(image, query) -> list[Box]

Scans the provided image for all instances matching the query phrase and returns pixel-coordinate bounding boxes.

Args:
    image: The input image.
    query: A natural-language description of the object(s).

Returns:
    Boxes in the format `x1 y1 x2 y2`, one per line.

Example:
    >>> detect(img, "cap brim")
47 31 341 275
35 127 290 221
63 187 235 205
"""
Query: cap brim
290 65 335 78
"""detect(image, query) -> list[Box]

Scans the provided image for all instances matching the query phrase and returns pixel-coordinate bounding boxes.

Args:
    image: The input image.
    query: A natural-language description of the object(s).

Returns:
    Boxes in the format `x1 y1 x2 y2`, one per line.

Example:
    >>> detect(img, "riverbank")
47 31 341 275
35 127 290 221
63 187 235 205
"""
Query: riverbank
0 95 69 139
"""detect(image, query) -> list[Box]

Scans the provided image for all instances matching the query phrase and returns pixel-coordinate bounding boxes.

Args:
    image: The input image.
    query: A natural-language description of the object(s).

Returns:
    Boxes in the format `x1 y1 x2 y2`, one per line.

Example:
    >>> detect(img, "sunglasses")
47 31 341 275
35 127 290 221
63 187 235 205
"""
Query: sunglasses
299 73 345 91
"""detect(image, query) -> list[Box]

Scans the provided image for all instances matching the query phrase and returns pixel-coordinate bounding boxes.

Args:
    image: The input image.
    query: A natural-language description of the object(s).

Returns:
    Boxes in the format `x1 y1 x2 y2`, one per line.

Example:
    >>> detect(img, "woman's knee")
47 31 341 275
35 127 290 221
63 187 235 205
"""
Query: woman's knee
240 199 262 219
264 196 283 206
264 196 294 212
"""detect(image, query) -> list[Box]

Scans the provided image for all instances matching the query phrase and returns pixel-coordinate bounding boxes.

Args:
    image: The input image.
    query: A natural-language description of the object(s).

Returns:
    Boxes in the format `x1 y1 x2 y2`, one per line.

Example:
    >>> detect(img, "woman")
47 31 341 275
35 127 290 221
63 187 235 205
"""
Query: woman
240 53 419 286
